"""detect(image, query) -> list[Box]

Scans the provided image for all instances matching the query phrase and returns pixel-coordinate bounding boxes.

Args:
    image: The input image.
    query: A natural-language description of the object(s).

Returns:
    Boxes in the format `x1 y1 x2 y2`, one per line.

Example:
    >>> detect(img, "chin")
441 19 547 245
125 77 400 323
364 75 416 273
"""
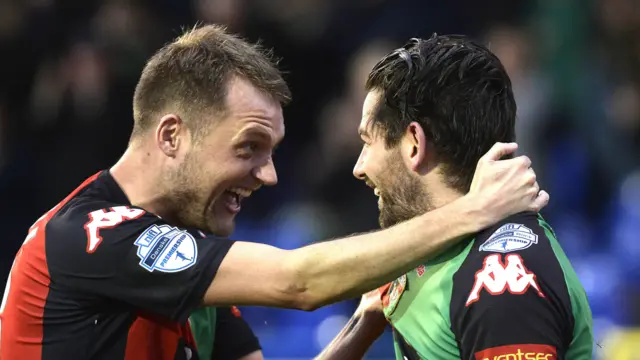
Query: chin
207 220 235 237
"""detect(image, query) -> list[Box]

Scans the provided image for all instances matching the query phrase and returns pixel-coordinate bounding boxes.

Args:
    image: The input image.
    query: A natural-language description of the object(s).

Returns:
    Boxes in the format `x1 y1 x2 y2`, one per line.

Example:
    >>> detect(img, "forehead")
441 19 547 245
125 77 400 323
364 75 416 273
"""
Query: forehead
358 90 383 136
223 77 285 141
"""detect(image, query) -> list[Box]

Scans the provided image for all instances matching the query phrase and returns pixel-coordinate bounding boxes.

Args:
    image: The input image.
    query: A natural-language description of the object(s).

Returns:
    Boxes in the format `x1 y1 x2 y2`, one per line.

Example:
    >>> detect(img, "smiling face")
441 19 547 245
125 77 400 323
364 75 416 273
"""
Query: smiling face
163 77 284 236
353 90 430 228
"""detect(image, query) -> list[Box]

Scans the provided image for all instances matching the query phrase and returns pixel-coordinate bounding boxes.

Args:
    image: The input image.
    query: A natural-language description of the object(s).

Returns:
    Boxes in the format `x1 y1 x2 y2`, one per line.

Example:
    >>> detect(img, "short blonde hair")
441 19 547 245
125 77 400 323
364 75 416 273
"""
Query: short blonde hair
131 24 291 140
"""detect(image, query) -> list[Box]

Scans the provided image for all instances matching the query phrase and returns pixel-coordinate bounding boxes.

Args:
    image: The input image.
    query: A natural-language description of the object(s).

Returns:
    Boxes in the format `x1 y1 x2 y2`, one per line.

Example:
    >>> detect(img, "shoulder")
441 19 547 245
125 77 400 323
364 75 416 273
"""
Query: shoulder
458 211 559 279
43 183 169 276
449 214 579 360
475 212 549 253
450 211 573 325
46 192 158 252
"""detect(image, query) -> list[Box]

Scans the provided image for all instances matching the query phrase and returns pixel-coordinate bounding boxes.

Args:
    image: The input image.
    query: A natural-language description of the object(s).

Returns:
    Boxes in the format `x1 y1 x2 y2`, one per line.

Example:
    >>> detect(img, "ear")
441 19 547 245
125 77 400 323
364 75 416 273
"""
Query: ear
155 114 186 158
403 121 427 172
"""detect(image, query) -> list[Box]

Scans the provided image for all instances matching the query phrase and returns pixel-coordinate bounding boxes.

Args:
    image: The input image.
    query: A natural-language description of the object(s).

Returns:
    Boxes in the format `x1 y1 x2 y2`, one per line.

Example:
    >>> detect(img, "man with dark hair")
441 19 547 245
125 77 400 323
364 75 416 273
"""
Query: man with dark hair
318 35 593 360
0 26 548 360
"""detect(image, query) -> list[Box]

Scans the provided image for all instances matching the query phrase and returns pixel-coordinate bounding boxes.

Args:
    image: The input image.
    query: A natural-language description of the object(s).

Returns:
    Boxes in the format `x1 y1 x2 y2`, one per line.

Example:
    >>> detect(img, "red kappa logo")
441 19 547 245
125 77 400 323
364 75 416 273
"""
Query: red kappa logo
466 254 544 306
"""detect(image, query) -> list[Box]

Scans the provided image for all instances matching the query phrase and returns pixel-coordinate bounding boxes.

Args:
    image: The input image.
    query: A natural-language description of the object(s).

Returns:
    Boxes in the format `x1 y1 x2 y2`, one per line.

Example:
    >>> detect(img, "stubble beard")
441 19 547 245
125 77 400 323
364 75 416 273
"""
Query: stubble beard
377 153 432 229
164 152 210 231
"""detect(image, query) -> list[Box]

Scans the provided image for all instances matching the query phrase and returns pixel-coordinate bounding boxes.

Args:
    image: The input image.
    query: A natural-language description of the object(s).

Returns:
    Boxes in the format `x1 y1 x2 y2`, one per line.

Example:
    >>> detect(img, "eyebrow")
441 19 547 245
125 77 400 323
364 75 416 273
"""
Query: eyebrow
241 127 272 142
242 126 283 151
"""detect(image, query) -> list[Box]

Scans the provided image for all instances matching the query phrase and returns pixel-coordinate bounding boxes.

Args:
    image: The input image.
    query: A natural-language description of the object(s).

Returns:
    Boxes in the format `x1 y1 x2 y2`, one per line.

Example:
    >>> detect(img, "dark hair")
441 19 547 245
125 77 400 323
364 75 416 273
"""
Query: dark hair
365 34 516 192
131 24 291 140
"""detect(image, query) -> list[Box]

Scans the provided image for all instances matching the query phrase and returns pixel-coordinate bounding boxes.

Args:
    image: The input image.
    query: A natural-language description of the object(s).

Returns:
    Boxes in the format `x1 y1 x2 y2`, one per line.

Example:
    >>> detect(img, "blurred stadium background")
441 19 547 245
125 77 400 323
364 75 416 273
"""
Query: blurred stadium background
1 0 639 358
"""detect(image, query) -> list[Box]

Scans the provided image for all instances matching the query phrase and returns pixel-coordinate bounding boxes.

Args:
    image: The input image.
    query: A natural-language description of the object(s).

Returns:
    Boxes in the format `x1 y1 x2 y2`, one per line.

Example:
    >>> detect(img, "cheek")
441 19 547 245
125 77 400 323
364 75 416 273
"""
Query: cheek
368 153 389 178
217 157 256 184
360 148 376 169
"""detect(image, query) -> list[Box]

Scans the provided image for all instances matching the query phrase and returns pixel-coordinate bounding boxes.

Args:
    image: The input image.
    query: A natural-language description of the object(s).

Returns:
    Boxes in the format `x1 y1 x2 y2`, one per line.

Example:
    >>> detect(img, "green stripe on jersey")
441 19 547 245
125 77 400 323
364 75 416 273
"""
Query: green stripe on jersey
386 240 474 359
189 306 217 360
539 217 594 359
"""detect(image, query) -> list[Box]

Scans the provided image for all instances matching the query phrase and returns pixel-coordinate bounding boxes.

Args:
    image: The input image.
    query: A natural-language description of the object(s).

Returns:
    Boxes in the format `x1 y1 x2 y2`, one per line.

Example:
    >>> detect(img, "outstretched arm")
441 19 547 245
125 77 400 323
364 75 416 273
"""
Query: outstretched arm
204 143 549 310
315 288 389 360
44 144 549 327
315 313 385 360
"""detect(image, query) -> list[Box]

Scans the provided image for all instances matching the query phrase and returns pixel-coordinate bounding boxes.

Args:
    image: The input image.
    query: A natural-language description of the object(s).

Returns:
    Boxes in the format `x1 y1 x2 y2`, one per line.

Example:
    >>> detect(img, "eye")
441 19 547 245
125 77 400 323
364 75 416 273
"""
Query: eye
245 142 259 152
237 141 259 158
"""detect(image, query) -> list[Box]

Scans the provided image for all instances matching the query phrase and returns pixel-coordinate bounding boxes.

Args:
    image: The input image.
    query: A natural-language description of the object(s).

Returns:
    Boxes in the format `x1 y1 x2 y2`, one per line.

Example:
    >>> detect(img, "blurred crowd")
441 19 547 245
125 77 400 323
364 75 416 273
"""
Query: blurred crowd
1 0 639 358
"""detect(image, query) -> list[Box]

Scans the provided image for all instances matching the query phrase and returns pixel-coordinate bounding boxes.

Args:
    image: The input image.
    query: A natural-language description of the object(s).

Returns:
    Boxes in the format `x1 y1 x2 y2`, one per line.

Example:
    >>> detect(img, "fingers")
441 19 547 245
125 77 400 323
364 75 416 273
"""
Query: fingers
531 181 540 198
529 190 550 212
469 144 550 221
519 155 532 170
481 142 518 162
526 167 537 186
496 155 532 172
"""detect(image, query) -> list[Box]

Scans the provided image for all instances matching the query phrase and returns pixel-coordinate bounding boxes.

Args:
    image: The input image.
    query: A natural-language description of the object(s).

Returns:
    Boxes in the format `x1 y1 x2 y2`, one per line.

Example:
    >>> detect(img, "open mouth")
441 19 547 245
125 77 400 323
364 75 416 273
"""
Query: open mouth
223 187 253 214
371 187 382 208
365 180 382 206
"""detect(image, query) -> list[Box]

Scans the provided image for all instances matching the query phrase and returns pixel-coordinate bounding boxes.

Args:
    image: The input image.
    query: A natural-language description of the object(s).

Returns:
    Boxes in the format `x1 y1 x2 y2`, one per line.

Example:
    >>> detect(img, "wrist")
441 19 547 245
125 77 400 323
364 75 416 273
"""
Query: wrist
357 310 387 339
455 194 492 232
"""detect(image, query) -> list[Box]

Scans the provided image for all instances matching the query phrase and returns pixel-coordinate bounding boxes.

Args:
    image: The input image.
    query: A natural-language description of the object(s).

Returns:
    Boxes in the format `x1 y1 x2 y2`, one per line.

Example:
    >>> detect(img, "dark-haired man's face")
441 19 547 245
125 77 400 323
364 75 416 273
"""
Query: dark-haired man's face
353 90 430 228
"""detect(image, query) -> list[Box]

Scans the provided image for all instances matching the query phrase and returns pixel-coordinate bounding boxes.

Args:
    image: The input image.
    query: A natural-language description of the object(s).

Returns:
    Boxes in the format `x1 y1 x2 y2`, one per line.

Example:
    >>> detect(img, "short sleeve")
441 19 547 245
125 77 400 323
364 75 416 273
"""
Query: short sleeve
449 213 574 360
46 203 234 323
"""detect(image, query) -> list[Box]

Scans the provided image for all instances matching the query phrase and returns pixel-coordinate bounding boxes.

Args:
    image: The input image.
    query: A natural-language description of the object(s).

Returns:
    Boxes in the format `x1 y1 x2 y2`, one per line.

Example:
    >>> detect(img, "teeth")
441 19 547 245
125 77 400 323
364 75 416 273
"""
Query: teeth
229 187 252 198
374 188 380 196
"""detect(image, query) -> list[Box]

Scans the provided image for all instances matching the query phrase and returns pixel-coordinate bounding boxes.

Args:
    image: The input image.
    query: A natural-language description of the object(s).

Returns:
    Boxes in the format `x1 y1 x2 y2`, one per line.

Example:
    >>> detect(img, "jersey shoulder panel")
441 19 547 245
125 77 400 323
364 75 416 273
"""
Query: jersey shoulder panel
44 189 160 281
450 212 575 359
42 176 235 323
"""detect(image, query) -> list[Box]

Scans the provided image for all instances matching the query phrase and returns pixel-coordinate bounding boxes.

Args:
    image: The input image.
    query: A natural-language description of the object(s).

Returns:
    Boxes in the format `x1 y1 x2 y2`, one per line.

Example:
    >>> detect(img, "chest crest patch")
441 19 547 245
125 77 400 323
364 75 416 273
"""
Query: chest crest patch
383 274 407 318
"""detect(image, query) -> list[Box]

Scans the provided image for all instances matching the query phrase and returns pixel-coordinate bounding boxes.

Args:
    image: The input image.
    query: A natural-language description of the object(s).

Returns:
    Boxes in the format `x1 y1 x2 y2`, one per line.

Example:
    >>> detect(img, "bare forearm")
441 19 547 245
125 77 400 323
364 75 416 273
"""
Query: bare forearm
205 143 544 309
315 313 384 360
287 195 487 309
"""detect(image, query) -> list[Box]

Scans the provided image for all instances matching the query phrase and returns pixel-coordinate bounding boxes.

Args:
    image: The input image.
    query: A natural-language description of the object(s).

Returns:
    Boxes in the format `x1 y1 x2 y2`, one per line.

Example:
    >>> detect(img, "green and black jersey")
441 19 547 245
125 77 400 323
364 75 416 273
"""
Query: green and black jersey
380 212 593 360
189 306 261 359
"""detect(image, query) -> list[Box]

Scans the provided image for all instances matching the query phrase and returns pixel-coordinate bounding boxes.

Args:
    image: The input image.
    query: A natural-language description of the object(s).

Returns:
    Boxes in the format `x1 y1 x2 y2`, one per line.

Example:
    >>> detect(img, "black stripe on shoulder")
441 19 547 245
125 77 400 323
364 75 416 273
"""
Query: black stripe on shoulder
449 212 574 359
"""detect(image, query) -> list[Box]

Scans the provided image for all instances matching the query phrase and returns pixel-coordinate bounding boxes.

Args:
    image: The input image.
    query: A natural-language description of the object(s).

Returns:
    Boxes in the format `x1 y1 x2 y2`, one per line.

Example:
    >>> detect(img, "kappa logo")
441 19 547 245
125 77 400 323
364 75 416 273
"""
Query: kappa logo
134 224 198 273
85 206 146 253
466 254 544 306
479 223 538 253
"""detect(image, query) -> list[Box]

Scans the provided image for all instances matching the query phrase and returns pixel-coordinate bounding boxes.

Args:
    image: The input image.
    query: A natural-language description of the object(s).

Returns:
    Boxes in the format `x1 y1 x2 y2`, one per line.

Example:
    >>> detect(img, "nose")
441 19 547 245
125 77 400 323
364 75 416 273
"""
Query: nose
254 157 278 186
352 148 366 180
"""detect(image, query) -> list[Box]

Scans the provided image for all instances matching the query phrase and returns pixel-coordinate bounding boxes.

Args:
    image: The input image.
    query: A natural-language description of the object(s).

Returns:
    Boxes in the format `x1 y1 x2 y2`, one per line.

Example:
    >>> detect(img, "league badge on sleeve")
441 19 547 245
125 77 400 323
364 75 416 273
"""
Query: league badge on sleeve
479 223 538 253
134 224 198 273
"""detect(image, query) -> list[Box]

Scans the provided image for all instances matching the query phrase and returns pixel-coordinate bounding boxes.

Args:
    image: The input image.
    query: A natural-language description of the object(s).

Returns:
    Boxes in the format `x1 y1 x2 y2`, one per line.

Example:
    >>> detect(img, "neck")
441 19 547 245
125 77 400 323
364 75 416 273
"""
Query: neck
110 145 174 220
422 175 464 211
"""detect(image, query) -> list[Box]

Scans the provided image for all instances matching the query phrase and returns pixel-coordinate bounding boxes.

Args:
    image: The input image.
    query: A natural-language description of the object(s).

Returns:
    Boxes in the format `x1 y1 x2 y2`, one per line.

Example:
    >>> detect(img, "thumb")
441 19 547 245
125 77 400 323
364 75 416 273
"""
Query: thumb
482 142 518 162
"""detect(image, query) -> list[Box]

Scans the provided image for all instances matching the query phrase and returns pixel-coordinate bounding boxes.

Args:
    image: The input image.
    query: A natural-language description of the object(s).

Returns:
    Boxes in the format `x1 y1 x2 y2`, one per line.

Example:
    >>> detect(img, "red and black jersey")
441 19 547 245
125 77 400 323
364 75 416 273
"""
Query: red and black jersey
0 171 235 360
